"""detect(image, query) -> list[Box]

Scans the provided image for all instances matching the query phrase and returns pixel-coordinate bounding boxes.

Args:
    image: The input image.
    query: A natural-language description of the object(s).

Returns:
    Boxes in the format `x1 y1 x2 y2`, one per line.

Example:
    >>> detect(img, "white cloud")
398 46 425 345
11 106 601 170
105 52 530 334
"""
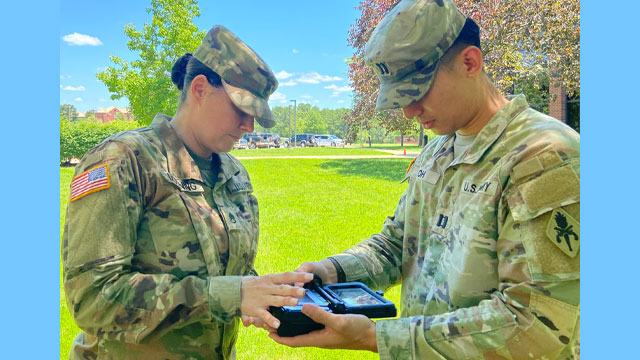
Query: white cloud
300 94 312 99
279 80 297 87
60 74 72 80
275 71 293 80
99 98 107 102
96 66 108 72
62 32 103 46
74 97 83 102
60 85 62 89
324 84 352 97
292 49 299 54
337 100 345 104
297 72 343 84
64 85 86 91
313 100 319 103
269 91 288 104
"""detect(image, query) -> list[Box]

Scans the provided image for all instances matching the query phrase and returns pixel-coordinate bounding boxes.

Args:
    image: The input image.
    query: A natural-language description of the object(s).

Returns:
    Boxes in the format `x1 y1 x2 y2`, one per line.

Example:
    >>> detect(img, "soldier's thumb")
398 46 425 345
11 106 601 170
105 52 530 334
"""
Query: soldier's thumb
301 304 333 325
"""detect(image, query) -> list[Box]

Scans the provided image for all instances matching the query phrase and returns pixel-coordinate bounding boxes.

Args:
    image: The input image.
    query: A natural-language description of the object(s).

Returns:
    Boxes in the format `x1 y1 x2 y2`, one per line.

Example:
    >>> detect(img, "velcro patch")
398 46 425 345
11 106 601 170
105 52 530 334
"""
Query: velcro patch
518 165 579 212
546 208 580 258
70 164 110 202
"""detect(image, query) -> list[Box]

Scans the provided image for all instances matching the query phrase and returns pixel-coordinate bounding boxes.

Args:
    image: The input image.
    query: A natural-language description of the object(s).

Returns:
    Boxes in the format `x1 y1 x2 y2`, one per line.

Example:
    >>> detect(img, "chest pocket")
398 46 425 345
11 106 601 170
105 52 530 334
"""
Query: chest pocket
143 189 212 276
222 176 259 276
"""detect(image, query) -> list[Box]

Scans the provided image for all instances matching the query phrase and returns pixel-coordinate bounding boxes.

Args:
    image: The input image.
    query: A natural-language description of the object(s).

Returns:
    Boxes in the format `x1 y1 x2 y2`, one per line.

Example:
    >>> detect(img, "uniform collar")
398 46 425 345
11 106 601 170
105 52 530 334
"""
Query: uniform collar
444 94 530 166
151 114 241 183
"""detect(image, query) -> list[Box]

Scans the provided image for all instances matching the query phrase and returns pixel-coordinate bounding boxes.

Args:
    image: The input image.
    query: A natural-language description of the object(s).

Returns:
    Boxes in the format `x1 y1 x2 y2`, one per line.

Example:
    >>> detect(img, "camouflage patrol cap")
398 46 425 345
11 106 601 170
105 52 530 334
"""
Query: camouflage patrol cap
364 0 467 110
194 25 278 128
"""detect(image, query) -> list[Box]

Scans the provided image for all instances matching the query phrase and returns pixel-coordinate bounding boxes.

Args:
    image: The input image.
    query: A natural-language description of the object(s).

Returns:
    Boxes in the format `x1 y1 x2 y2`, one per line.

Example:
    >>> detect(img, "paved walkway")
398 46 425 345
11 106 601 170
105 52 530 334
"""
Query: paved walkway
236 153 419 160
235 148 420 160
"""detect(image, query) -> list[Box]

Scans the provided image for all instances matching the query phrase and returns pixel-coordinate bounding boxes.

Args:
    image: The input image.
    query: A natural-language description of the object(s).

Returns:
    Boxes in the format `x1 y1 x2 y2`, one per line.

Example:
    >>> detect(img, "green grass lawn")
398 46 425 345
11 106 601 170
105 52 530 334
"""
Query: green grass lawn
346 143 424 152
60 157 411 359
229 146 391 157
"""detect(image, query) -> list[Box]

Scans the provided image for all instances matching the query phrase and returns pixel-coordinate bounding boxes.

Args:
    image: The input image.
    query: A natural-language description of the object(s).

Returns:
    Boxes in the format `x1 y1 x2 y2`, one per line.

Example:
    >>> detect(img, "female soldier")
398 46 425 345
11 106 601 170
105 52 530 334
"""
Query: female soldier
62 25 311 359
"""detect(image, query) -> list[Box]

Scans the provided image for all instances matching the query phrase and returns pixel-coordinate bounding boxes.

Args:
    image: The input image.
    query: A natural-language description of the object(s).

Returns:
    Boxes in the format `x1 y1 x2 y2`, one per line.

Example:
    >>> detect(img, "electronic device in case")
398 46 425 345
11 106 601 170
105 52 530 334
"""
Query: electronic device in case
270 277 397 337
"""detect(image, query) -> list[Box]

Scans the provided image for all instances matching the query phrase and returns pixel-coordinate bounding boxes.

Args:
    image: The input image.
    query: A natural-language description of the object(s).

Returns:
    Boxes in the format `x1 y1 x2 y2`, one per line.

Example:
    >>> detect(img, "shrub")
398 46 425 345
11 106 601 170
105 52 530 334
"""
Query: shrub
60 120 141 164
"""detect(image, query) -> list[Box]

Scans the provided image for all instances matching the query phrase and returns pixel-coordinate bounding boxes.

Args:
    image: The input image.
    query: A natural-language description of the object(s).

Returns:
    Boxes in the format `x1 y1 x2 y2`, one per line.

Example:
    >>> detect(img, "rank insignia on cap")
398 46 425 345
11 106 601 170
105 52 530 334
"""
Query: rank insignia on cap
546 208 580 258
70 164 110 202
375 62 391 76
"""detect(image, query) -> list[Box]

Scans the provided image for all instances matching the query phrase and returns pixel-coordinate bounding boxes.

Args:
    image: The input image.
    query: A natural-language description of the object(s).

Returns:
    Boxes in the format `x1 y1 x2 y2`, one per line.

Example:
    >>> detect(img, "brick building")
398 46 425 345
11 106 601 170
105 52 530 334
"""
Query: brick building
96 106 132 123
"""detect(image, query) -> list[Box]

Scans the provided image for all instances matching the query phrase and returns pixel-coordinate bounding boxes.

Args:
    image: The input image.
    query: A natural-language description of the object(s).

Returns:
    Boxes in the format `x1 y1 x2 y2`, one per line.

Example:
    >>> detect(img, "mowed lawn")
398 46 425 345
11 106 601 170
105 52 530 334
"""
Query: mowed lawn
346 143 424 152
60 157 412 359
229 146 391 157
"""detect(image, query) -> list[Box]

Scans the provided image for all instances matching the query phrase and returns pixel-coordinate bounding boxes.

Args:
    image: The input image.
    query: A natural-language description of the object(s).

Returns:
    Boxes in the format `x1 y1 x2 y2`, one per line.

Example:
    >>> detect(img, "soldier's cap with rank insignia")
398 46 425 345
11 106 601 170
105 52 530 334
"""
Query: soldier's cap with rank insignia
194 25 279 128
364 0 467 110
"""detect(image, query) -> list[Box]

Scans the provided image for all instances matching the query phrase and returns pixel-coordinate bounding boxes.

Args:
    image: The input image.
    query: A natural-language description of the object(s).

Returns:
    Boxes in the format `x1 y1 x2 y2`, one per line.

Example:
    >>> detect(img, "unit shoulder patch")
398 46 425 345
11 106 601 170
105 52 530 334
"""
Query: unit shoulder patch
546 208 580 258
70 164 111 202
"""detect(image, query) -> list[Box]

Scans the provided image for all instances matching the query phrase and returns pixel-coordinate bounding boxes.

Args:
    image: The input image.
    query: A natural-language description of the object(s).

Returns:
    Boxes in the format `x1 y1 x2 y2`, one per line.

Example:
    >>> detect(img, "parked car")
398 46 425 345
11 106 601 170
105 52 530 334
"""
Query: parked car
233 137 248 149
260 133 287 148
290 134 317 147
329 135 344 147
314 134 343 147
242 132 267 149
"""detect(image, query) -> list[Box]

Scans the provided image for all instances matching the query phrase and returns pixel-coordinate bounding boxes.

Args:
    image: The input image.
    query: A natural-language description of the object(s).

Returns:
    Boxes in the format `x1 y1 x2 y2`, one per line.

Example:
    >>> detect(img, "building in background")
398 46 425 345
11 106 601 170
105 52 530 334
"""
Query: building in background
96 106 132 123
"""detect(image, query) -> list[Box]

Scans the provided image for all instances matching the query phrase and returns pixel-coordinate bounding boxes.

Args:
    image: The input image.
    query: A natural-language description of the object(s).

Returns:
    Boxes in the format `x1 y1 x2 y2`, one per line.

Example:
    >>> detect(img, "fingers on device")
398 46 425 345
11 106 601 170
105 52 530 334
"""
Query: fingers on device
269 276 397 337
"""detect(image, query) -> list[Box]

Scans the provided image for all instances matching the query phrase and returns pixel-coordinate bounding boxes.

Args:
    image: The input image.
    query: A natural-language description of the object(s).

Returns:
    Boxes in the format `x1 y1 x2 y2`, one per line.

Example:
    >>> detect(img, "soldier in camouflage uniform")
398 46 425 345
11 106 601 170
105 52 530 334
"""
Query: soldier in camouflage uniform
62 25 313 360
269 1 580 359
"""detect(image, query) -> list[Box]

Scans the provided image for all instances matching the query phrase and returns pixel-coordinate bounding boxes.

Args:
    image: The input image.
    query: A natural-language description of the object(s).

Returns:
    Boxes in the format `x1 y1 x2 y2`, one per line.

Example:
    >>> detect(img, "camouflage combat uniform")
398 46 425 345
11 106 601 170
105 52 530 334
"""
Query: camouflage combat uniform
329 95 580 359
63 114 259 359
63 24 278 360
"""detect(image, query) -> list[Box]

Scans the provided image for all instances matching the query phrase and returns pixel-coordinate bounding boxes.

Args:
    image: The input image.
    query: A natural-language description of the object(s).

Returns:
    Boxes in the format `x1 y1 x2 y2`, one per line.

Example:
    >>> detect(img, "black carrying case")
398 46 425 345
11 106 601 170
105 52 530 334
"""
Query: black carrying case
270 277 397 337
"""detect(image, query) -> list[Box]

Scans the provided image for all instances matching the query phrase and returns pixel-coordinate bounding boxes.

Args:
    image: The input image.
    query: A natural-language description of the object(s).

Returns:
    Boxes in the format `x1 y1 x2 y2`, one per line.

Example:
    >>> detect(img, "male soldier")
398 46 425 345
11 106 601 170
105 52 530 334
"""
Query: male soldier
268 0 580 358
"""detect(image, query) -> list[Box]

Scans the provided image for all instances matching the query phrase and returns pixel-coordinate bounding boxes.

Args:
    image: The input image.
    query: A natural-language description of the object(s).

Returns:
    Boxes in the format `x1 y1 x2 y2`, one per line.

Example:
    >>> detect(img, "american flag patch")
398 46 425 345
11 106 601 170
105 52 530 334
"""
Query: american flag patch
70 164 111 202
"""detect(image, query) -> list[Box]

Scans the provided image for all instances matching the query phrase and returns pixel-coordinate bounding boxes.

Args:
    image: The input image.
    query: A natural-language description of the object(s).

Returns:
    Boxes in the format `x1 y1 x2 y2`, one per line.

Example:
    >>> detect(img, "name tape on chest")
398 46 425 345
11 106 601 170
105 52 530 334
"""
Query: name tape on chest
461 180 497 196
70 164 111 202
162 171 204 193
416 168 440 184
227 176 253 194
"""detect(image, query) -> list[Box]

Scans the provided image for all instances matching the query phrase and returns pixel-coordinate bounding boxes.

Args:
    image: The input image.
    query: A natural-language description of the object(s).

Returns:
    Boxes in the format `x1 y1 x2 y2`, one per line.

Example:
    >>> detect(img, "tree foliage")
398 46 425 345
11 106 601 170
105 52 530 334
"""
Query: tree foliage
60 104 77 121
255 105 350 139
345 0 580 136
97 0 205 125
60 119 141 164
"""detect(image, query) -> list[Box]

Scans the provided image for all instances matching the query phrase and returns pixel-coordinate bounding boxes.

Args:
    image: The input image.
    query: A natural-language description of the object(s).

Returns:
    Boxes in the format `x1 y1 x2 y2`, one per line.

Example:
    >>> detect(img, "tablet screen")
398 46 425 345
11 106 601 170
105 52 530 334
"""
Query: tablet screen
333 288 381 306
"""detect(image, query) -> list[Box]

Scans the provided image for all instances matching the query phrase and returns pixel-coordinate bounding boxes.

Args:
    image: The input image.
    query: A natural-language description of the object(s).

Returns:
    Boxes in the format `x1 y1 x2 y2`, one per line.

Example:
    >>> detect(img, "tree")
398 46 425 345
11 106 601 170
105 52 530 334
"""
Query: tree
60 104 77 121
346 0 580 136
97 0 205 125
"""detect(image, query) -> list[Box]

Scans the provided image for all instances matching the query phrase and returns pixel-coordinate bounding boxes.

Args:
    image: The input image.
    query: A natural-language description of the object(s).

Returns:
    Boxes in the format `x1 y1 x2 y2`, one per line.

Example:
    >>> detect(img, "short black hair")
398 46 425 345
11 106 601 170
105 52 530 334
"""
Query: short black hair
440 17 481 68
171 53 223 104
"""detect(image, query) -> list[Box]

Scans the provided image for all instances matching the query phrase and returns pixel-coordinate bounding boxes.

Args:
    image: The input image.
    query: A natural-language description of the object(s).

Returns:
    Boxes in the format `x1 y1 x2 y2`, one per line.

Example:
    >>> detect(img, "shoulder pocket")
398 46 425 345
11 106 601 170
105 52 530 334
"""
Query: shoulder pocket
506 164 579 222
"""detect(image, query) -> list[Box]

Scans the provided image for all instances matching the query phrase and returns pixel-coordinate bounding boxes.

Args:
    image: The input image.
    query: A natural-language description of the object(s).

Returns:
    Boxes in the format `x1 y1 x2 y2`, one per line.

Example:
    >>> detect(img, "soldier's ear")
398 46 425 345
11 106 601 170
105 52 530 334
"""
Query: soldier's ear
189 74 209 105
459 46 483 78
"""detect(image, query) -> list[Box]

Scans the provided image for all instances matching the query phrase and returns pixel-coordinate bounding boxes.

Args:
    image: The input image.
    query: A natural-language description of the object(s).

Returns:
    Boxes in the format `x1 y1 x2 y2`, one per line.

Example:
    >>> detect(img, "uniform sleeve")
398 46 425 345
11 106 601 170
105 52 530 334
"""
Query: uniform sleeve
374 154 580 360
62 141 241 345
329 191 407 291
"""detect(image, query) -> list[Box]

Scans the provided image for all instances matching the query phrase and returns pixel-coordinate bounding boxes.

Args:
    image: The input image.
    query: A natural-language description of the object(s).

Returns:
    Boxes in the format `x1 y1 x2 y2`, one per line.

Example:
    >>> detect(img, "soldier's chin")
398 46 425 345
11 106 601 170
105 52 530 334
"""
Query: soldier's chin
428 127 448 136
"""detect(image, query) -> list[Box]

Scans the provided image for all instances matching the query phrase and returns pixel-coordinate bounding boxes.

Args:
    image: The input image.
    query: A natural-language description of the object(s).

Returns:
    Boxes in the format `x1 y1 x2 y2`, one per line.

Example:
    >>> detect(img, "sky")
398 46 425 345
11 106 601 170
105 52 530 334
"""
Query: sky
60 0 362 113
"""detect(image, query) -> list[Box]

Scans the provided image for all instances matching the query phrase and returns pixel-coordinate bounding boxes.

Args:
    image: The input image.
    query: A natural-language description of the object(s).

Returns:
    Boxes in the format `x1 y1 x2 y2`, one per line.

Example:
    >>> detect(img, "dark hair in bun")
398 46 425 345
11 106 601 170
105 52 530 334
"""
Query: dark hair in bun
171 53 223 104
171 53 193 90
